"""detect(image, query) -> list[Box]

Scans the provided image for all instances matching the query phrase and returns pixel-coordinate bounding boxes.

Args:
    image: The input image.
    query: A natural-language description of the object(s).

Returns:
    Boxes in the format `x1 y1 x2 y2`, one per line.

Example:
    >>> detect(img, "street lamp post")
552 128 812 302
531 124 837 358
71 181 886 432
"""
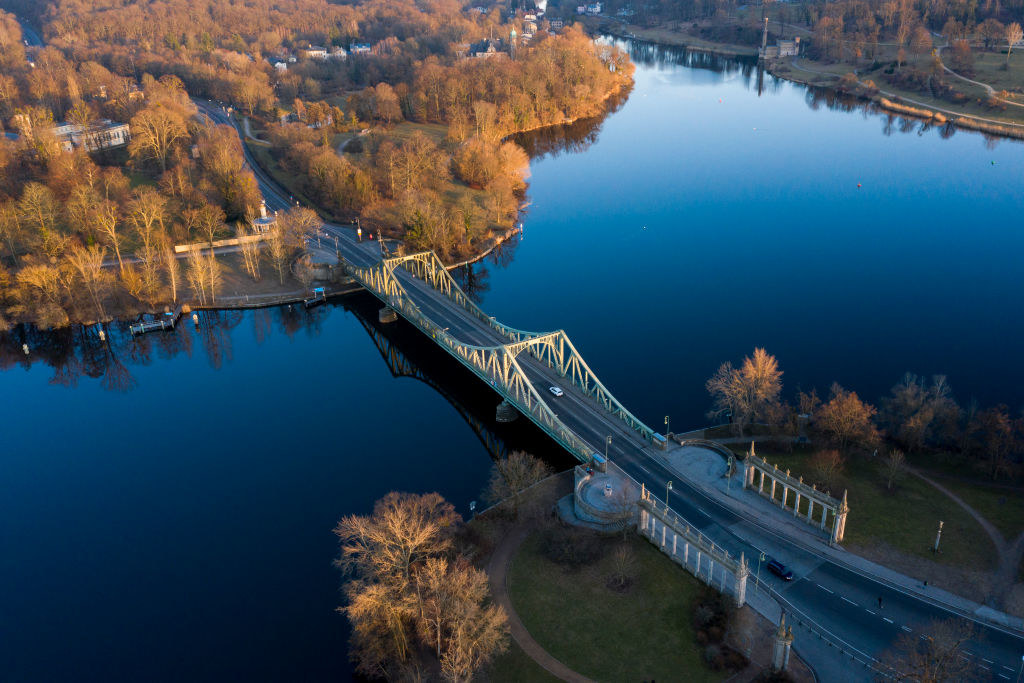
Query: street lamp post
605 435 612 461
756 551 766 588
664 415 670 435
727 454 735 494
666 480 672 510
933 520 944 553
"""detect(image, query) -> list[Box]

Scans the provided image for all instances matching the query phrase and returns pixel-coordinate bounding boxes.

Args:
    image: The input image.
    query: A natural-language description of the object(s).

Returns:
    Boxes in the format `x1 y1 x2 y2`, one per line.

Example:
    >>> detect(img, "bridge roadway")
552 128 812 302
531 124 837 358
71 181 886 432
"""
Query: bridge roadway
201 101 1024 681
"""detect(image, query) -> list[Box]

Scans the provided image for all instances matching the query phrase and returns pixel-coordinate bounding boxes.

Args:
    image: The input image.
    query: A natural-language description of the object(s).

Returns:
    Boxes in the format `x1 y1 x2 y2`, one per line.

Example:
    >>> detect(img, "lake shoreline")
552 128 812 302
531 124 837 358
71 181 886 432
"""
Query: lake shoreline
597 22 1024 142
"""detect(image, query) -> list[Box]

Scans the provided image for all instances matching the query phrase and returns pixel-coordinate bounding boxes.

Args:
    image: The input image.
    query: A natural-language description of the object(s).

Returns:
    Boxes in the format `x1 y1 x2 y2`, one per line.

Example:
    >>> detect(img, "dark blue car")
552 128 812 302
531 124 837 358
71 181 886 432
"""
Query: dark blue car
766 559 794 581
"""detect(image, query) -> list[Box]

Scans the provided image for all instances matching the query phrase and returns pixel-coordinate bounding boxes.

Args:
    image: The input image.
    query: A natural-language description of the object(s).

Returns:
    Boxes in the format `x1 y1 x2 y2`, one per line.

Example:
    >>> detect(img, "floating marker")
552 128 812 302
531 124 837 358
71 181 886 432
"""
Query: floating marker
22 343 29 355
857 183 862 188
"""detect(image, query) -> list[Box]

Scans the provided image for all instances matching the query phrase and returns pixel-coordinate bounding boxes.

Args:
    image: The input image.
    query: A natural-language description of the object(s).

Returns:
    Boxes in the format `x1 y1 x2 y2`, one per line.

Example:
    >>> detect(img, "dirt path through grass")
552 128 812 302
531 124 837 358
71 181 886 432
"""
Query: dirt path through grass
910 468 1024 610
487 524 595 683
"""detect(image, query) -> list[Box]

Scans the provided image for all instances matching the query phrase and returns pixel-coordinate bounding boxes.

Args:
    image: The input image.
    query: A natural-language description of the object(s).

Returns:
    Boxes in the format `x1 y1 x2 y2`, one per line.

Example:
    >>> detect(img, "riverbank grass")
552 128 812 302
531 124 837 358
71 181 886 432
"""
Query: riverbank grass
507 529 725 683
727 446 999 570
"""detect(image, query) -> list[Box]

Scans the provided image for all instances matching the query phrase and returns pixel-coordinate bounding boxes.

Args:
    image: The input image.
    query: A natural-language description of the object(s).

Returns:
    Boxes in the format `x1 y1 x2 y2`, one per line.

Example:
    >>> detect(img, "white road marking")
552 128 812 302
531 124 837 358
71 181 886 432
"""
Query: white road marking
901 626 911 632
983 658 994 663
1004 666 1016 672
882 617 894 624
865 609 876 615
816 584 833 594
964 651 975 656
980 665 990 671
998 674 1011 680
840 596 857 606
638 465 651 475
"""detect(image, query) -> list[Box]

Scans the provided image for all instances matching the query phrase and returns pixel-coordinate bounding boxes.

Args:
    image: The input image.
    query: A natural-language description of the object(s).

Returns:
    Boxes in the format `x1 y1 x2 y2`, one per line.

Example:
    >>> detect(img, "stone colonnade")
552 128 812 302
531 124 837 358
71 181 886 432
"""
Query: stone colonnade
638 485 748 608
742 444 849 544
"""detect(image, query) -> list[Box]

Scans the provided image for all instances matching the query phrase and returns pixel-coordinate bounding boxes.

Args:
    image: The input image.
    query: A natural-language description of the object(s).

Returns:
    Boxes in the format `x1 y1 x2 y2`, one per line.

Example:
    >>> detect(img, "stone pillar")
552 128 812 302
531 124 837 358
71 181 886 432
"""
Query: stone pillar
770 477 777 501
758 470 765 494
640 507 648 533
806 500 814 523
734 553 748 607
707 559 715 585
835 489 849 543
820 505 828 530
672 533 678 556
771 614 795 672
793 492 801 517
782 484 790 509
495 399 517 422
696 550 702 576
684 541 689 567
661 524 667 548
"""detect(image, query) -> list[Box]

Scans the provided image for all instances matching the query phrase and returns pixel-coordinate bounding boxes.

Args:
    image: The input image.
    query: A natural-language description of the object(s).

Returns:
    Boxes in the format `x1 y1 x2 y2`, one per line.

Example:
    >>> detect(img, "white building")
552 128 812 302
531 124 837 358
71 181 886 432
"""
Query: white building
52 119 130 153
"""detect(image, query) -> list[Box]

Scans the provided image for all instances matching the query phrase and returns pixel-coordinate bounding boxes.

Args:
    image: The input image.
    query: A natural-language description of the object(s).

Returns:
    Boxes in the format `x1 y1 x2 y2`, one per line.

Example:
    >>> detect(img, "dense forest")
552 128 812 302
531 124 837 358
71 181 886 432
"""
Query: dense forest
0 0 633 328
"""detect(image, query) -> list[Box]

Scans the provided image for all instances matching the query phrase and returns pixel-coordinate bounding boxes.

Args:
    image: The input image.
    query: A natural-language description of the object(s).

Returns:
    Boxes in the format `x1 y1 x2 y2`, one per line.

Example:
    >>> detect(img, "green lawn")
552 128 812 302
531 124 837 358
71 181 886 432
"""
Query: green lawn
928 479 1024 541
507 531 725 683
730 447 1000 570
484 641 560 683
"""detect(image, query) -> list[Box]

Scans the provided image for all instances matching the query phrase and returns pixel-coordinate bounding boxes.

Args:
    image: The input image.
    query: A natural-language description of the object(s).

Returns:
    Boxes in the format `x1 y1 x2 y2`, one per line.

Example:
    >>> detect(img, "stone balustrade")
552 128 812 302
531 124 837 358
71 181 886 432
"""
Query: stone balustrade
741 443 849 544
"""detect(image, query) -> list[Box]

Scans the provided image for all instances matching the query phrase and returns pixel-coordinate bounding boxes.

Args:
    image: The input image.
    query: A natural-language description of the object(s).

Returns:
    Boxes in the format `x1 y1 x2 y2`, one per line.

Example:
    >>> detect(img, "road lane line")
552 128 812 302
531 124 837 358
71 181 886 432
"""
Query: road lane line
983 658 994 663
840 596 858 606
1004 666 1016 672
901 626 911 632
998 674 1011 679
865 609 876 615
882 617 894 624
816 584 833 594
964 651 975 656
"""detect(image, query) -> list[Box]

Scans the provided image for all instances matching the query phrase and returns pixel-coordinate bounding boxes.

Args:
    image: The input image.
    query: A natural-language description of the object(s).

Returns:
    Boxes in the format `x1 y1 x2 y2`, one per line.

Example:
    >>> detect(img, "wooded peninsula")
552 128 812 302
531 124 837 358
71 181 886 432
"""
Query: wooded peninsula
0 0 633 329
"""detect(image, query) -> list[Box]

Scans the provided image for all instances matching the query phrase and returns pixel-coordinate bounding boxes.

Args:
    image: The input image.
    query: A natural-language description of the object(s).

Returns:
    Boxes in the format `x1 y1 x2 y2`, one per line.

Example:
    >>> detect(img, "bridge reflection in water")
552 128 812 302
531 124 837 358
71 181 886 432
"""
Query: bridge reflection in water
343 293 575 469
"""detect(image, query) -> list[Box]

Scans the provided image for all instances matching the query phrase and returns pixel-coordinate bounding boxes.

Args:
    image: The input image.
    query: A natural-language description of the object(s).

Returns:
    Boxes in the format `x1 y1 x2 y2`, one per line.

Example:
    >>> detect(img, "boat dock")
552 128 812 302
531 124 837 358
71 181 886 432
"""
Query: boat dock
129 304 184 335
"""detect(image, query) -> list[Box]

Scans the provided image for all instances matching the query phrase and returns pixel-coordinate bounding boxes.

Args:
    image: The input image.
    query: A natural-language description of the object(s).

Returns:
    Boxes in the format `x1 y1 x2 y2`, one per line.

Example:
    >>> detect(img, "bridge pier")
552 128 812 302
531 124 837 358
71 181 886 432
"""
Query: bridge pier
495 399 518 423
378 307 398 323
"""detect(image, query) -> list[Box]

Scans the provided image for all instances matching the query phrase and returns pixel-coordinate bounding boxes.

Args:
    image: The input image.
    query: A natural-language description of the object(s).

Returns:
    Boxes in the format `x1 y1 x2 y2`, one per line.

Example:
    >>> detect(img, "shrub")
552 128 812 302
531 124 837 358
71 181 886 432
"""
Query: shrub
538 523 605 569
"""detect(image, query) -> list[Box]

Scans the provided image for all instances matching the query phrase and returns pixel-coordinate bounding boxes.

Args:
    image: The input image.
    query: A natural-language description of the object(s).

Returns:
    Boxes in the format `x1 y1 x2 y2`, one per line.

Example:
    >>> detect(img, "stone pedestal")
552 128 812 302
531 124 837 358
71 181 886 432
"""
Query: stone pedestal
495 399 517 423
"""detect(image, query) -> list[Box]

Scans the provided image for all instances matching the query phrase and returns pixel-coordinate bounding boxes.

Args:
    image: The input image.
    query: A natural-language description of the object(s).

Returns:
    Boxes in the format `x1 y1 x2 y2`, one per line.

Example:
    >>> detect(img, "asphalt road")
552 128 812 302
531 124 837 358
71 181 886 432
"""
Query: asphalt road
205 100 1024 681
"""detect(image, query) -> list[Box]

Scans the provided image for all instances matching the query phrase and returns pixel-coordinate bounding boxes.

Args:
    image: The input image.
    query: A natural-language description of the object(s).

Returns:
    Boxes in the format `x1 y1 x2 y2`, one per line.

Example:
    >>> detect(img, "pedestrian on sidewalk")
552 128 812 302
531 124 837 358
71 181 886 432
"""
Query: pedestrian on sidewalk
878 596 883 609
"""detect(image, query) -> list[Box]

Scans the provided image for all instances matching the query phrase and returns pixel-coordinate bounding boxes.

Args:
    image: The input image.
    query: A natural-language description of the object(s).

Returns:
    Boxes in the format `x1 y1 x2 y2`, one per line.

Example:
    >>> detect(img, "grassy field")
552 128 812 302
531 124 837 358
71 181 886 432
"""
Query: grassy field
507 530 726 683
729 446 1000 570
485 641 560 683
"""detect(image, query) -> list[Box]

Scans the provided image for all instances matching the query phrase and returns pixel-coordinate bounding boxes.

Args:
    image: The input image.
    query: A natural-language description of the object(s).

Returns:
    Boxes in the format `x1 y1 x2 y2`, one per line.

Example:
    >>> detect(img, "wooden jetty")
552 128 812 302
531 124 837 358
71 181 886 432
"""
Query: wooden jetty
303 287 327 309
129 303 184 335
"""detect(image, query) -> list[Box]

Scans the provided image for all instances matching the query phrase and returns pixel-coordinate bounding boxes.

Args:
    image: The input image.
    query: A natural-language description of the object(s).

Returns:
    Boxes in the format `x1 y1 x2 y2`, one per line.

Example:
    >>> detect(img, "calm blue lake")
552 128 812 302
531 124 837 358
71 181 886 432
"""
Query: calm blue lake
1 41 1022 681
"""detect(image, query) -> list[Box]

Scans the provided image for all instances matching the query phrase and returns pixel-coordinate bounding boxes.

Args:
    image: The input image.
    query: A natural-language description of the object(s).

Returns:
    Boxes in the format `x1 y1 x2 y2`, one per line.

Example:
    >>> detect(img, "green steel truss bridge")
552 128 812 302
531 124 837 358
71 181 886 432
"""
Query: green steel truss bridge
343 250 659 463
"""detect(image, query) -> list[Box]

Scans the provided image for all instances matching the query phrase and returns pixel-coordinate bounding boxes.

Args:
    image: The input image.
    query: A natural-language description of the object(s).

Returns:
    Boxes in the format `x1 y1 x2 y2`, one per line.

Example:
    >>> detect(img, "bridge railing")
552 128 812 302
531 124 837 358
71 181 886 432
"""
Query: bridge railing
345 257 601 464
387 252 658 444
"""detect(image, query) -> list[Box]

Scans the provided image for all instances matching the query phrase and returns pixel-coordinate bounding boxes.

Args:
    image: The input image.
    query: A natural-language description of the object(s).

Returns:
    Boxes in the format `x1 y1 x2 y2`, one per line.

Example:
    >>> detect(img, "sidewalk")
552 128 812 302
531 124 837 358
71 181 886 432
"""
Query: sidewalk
660 444 1024 634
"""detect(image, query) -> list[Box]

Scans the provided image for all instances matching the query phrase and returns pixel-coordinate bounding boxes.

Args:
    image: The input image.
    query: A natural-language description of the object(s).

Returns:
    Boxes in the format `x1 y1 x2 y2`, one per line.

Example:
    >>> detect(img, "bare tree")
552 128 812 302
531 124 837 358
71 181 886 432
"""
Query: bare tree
706 348 783 436
186 249 210 304
484 450 553 519
416 556 509 680
334 492 460 589
92 199 124 273
1006 22 1023 65
294 254 315 293
809 449 845 490
129 105 187 172
66 244 113 321
814 382 879 452
885 449 907 490
881 618 976 681
237 222 261 281
160 234 180 302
